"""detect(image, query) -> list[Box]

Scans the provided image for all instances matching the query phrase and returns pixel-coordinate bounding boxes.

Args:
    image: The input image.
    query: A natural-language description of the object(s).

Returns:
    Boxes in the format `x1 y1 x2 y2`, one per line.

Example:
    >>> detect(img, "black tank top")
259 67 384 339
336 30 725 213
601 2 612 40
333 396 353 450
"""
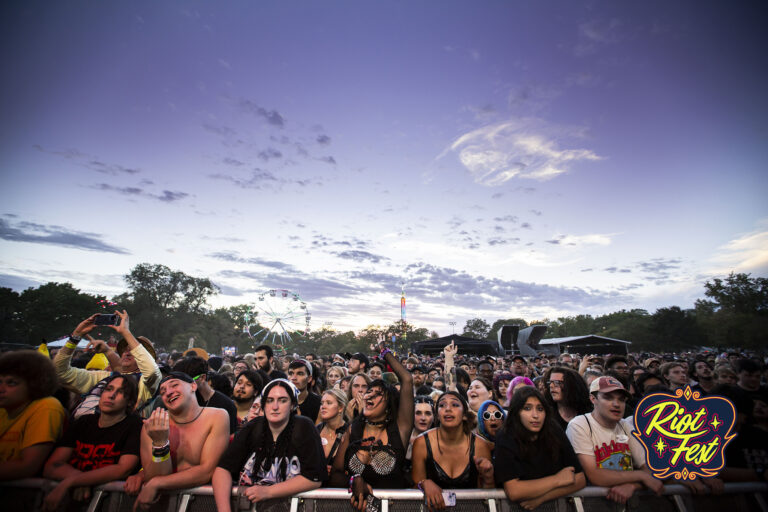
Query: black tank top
424 432 478 489
345 419 407 488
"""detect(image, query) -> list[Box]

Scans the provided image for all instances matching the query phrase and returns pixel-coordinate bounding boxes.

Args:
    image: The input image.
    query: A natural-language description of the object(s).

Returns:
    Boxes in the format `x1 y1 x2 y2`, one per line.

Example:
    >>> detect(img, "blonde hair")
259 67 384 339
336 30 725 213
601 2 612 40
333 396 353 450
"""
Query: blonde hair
322 388 350 421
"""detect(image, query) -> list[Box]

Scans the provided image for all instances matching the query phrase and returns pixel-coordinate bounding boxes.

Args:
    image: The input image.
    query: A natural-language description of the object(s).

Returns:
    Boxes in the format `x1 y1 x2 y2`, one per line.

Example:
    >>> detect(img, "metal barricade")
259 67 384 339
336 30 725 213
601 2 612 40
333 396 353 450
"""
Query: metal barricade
2 480 767 512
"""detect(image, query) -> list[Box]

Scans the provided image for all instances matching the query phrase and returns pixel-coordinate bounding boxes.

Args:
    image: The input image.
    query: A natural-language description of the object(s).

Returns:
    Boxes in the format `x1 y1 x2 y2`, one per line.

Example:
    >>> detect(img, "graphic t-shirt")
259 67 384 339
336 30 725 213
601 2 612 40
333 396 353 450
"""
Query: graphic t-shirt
60 413 142 471
566 414 645 471
218 415 326 486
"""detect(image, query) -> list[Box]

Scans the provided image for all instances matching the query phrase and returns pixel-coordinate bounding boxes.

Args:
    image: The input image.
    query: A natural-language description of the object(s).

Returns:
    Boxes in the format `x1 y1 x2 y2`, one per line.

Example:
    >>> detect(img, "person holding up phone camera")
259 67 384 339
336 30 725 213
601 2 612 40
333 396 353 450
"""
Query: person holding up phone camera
53 310 161 418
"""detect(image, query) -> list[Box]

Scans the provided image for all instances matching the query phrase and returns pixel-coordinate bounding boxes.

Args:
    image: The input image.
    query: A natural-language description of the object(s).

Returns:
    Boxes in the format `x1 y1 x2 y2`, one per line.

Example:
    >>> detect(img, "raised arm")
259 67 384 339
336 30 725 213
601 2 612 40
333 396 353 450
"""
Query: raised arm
53 314 107 392
108 310 161 395
443 342 458 392
380 347 413 446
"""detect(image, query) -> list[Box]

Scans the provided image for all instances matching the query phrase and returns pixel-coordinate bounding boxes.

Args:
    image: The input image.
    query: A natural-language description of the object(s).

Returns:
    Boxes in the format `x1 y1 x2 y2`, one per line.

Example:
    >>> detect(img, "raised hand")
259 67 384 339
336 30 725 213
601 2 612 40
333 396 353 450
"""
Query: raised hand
144 408 170 446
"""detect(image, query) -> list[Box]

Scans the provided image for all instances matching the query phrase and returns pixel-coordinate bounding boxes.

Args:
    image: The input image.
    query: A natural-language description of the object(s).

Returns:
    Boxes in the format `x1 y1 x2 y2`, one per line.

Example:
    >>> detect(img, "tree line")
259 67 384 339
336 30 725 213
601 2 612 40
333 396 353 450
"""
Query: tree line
1 263 765 354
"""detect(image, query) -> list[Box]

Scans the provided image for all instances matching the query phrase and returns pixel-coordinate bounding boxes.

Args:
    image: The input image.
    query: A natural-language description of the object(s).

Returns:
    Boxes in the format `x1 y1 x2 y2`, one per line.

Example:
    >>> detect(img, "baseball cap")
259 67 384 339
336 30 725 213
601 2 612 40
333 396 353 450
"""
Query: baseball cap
589 376 630 396
159 371 195 387
350 352 370 368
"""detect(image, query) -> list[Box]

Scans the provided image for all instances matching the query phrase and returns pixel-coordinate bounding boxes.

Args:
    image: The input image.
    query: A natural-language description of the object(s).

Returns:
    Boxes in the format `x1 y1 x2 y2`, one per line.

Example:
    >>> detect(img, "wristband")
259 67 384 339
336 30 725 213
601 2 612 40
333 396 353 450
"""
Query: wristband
380 347 393 359
348 474 360 494
417 479 426 492
152 452 170 463
152 446 170 458
65 341 78 350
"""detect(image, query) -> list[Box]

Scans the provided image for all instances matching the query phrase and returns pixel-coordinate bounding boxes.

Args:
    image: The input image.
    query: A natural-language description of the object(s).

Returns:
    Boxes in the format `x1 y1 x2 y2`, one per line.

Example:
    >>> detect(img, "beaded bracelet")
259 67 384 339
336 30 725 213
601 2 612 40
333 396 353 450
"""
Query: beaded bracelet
416 479 426 492
380 347 393 359
348 474 360 493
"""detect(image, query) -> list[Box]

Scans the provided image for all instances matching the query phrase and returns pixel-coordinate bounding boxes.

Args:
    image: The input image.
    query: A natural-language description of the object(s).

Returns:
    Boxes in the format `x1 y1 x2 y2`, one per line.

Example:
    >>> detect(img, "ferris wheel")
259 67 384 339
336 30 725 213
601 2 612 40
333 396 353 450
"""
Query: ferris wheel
243 289 311 347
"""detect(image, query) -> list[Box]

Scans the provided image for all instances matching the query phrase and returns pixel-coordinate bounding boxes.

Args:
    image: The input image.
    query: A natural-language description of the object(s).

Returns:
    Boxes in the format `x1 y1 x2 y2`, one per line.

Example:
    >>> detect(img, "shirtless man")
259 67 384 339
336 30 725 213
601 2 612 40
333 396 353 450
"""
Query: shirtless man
133 372 229 510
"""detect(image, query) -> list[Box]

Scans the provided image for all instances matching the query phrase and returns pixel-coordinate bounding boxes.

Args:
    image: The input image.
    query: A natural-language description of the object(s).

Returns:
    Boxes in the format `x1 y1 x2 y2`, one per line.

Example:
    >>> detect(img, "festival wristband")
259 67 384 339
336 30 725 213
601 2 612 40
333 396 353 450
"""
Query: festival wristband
348 474 360 494
152 452 170 463
380 347 393 359
152 446 170 458
65 341 78 350
152 440 170 451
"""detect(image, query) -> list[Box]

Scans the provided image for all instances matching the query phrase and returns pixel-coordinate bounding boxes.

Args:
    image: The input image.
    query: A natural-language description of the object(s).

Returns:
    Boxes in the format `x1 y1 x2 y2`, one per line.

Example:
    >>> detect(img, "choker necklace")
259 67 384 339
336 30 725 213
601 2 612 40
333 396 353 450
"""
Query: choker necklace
365 418 386 426
174 407 204 425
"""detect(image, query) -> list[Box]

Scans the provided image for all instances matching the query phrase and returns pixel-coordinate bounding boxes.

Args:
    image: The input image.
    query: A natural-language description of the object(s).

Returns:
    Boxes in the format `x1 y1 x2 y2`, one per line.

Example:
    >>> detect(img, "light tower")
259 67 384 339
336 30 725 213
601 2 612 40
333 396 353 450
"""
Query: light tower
400 282 407 347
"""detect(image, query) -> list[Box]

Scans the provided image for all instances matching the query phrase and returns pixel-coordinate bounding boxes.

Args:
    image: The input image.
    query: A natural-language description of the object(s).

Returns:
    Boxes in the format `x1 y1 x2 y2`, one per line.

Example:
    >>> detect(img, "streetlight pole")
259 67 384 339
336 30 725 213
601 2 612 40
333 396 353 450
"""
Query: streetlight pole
449 321 456 335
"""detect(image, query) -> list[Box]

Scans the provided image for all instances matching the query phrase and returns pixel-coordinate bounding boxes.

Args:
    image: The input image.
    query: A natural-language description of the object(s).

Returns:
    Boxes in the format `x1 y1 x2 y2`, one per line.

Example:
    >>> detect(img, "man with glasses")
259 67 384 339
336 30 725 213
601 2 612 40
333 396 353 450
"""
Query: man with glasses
604 356 630 380
510 355 527 377
566 376 662 505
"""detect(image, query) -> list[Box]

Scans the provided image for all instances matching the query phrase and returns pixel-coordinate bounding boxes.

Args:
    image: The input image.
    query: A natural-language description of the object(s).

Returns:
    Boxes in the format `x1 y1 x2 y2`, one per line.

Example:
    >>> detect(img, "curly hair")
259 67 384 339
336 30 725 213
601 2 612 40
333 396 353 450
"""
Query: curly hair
0 350 58 400
543 366 592 416
503 386 561 461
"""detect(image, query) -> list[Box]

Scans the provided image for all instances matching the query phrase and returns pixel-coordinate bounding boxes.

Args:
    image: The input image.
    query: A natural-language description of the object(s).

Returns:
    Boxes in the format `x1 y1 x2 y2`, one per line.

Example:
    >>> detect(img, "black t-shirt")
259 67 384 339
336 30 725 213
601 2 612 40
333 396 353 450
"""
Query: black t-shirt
493 425 582 486
197 390 237 434
725 425 768 473
60 413 142 471
218 415 327 486
299 392 321 423
268 369 288 381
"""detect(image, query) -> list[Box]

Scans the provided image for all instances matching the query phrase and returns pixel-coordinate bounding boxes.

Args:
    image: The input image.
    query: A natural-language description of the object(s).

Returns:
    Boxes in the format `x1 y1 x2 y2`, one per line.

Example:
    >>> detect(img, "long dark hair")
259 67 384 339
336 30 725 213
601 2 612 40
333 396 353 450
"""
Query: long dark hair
503 387 561 462
253 380 298 481
352 379 399 429
543 366 592 415
435 390 476 434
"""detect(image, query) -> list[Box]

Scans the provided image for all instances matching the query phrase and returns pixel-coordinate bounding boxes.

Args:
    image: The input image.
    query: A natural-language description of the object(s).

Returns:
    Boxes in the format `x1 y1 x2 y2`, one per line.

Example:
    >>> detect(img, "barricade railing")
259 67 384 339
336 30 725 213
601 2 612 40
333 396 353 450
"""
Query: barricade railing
2 479 767 512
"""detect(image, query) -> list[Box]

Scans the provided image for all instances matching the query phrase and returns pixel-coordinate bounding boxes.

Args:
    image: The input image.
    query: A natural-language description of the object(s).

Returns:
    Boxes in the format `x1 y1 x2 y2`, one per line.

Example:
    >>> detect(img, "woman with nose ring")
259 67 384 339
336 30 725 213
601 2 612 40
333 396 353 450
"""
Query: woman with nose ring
411 391 494 510
493 387 585 511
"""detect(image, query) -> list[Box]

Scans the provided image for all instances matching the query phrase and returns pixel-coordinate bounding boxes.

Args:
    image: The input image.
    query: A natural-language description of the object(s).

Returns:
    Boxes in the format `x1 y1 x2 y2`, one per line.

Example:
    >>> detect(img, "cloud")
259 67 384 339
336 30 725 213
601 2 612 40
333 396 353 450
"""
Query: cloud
93 184 189 202
34 145 140 175
209 169 280 189
316 134 331 145
574 18 624 57
0 273 43 291
257 148 283 161
334 250 390 264
708 224 768 274
442 120 602 185
318 156 337 165
207 251 296 271
0 219 130 254
635 257 683 283
487 237 520 246
546 233 613 247
604 267 632 273
403 262 626 310
238 99 285 127
493 215 518 223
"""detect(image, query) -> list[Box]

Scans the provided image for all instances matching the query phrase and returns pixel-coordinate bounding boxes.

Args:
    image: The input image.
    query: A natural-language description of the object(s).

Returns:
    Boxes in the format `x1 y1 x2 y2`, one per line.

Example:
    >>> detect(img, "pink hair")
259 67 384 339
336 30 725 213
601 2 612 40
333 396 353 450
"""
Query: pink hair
507 376 534 403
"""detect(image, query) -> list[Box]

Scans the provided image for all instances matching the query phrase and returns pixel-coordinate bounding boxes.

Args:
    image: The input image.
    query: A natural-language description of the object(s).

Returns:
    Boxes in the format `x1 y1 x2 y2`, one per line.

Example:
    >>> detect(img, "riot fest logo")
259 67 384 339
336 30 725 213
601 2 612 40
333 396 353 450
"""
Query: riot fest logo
633 386 736 480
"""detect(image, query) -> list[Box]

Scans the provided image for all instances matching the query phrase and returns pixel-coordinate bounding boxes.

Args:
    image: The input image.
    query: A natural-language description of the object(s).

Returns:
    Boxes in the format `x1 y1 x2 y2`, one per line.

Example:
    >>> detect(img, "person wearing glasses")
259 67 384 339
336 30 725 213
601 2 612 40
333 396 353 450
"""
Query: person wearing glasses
411 391 494 510
494 387 585 510
477 400 506 446
543 367 591 430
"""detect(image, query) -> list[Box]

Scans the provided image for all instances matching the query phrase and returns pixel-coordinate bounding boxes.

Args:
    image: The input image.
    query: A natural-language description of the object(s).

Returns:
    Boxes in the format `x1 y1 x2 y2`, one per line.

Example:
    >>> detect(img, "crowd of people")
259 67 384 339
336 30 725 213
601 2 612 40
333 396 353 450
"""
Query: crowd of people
1 310 767 511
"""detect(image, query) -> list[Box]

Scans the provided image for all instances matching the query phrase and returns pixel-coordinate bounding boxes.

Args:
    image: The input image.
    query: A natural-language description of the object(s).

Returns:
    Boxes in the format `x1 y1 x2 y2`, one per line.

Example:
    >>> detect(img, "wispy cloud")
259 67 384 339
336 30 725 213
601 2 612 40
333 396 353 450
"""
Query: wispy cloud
546 233 614 247
635 257 683 284
0 219 130 254
441 119 602 185
335 250 390 264
574 18 624 57
207 251 296 271
708 223 768 274
34 145 141 175
237 99 285 127
92 184 189 202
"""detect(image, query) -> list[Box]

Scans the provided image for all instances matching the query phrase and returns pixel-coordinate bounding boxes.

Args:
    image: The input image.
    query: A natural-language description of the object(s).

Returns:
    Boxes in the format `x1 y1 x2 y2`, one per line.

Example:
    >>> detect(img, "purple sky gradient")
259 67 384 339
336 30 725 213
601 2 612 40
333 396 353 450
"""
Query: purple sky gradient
1 1 766 335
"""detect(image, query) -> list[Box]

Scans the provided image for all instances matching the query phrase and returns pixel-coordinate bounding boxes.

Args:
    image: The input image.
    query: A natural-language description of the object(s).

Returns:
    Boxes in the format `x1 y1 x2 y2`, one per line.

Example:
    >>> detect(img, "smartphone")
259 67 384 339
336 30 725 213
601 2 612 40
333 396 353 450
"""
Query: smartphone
94 314 119 326
366 495 381 512
442 491 456 507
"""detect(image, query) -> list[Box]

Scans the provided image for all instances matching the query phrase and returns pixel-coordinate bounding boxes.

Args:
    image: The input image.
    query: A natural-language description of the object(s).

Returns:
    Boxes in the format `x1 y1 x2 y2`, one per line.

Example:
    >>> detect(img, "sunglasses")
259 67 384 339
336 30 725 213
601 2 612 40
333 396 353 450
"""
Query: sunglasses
548 379 564 388
483 410 504 420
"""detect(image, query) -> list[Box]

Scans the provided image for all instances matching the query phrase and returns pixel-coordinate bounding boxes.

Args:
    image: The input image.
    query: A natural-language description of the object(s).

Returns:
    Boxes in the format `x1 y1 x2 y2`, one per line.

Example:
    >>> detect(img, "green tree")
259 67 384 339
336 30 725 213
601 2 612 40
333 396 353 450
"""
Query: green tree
650 307 702 351
694 273 768 349
0 287 21 342
16 283 102 344
462 318 490 339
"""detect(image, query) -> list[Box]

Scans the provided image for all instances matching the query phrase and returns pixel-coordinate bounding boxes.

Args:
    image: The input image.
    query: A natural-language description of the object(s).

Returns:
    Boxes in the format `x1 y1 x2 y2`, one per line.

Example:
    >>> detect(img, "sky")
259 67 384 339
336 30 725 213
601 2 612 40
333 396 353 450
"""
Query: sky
1 0 767 337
